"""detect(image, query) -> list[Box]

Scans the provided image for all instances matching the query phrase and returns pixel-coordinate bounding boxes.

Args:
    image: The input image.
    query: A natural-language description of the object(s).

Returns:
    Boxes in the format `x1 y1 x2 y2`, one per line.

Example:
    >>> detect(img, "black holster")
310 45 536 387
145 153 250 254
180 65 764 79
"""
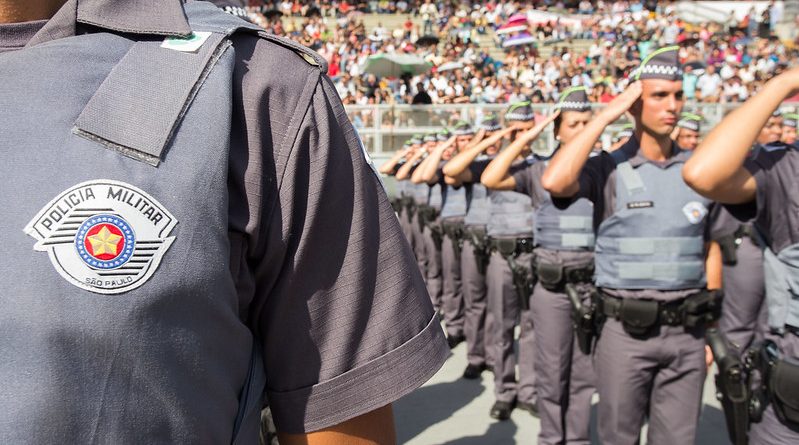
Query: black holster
493 238 534 311
566 283 599 355
707 328 751 445
717 234 739 266
442 222 464 262
467 228 489 275
534 260 594 292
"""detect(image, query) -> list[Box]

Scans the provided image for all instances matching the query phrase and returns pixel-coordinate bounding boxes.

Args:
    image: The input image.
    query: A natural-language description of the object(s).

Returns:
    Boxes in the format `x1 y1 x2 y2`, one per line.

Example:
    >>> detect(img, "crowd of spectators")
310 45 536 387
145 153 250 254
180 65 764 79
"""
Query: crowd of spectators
236 0 798 110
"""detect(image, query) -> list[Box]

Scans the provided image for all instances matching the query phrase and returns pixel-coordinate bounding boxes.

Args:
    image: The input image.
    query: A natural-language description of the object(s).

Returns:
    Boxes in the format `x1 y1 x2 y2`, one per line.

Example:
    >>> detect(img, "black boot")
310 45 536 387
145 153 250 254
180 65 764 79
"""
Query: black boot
462 363 487 379
489 400 515 421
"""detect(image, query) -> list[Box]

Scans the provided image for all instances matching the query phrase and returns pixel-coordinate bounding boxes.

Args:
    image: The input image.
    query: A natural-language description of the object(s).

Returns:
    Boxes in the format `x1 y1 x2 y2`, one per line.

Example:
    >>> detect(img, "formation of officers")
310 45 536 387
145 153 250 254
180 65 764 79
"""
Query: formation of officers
380 46 799 445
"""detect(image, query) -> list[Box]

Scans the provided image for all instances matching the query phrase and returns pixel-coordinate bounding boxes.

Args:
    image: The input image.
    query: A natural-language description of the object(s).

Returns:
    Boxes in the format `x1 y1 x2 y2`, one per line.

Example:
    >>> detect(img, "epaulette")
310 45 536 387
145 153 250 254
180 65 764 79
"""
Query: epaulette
256 32 328 73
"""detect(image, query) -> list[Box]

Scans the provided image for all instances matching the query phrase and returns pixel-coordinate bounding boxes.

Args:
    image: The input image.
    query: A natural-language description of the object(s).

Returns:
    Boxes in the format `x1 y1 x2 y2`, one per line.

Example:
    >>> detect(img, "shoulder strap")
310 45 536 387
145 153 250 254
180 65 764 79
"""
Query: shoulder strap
610 146 646 195
72 1 323 167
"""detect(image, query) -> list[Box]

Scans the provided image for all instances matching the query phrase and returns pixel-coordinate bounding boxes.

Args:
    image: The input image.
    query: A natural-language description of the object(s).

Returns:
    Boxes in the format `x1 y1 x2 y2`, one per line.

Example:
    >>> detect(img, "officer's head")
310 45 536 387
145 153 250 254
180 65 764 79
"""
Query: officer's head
782 113 798 144
452 120 474 151
611 123 635 149
408 134 423 155
504 101 536 141
437 129 458 160
629 46 684 138
554 86 592 145
758 110 783 145
675 112 702 151
422 132 438 152
479 113 502 156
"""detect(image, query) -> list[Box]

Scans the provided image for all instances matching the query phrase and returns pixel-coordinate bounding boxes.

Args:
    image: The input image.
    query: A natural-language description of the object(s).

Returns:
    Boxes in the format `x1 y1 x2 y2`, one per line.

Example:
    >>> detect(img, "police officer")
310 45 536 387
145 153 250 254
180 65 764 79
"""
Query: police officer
444 106 538 420
395 134 437 307
541 47 723 444
442 122 496 379
414 128 468 346
782 112 798 144
684 67 799 444
673 112 703 151
482 87 596 445
379 139 417 248
0 1 449 443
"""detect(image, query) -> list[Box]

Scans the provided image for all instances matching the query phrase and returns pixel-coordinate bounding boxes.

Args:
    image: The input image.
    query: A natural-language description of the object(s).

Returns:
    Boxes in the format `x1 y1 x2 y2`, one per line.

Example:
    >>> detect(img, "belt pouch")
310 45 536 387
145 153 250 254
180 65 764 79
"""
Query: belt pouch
769 354 799 428
618 299 659 336
536 262 564 291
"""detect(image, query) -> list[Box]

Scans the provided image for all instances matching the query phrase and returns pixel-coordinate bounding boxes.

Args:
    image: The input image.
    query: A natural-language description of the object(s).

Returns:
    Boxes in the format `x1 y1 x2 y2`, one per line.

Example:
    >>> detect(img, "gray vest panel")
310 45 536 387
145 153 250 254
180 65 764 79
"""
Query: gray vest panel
535 195 594 251
486 190 534 238
412 182 429 205
595 157 710 290
439 185 468 220
0 4 262 443
464 183 490 228
763 243 799 331
429 183 443 210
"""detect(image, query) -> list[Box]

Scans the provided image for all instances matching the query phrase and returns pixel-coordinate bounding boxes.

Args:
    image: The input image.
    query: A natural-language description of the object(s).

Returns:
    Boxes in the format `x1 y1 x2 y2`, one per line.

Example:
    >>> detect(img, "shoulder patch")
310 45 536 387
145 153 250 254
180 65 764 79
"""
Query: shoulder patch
256 32 328 73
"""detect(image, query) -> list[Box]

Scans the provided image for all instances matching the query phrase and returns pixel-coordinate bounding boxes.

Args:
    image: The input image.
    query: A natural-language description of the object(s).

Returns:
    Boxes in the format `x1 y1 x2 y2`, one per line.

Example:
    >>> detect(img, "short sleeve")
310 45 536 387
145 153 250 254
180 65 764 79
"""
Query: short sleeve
552 153 612 213
248 70 447 432
512 165 532 196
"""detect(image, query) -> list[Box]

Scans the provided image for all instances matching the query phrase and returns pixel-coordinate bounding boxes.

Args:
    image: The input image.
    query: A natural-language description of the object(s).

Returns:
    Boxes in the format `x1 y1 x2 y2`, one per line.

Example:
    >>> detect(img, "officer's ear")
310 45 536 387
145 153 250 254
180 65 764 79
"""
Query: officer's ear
629 97 643 117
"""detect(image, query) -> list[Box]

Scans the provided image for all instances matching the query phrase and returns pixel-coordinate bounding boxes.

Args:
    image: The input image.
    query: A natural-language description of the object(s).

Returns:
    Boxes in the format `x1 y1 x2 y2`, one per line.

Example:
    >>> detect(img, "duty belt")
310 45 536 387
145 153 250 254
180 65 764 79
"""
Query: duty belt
599 289 723 336
534 261 594 291
488 237 534 256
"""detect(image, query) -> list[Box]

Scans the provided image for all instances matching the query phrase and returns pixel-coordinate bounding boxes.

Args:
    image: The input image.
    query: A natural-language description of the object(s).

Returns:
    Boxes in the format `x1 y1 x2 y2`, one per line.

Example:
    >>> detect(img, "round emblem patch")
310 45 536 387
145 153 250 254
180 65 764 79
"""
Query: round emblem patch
75 214 136 269
24 180 177 294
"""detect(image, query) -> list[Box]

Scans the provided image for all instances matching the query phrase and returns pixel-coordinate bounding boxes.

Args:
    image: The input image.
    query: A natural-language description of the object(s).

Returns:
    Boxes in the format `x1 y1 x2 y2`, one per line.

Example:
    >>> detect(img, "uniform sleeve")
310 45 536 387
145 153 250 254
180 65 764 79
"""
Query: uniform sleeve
512 162 534 196
251 73 447 433
552 153 611 211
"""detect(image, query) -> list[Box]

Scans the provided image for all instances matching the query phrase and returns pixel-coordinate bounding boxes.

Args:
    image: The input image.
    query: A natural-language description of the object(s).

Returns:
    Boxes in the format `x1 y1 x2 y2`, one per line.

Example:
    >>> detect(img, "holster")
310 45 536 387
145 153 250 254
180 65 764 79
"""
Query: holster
429 223 443 252
491 238 534 311
707 328 751 445
467 228 489 275
566 283 599 355
717 234 739 266
442 222 464 262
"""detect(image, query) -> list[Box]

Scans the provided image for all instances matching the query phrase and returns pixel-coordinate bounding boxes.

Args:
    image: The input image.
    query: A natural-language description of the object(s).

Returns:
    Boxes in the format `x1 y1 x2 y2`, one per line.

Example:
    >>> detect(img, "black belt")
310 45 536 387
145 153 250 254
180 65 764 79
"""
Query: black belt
599 289 723 336
534 261 594 291
488 237 534 257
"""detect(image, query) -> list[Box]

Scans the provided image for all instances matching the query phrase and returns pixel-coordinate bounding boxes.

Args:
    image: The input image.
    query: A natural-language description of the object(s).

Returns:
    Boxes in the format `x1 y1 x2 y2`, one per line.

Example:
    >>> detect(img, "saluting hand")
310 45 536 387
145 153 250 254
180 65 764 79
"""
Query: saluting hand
600 81 642 123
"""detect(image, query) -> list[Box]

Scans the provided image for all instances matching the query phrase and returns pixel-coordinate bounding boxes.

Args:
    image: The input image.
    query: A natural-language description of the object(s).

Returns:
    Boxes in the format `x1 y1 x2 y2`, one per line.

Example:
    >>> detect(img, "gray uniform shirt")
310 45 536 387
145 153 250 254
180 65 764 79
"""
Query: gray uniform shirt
0 0 447 439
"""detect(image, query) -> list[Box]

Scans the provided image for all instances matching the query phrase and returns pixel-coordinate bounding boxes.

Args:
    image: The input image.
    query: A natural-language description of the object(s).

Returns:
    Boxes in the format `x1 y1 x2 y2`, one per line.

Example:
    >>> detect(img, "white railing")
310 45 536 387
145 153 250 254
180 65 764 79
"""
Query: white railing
345 103 743 155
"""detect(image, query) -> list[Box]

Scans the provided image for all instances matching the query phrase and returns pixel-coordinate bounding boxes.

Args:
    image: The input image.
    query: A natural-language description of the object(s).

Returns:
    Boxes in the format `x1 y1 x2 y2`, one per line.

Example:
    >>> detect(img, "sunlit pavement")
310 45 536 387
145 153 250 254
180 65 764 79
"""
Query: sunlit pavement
394 324 731 445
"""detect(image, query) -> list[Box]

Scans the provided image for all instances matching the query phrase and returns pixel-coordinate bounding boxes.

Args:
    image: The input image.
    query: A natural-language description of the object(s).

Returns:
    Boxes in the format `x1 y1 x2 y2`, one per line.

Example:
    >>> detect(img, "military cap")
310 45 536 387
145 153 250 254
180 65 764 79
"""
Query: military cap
612 123 635 143
479 113 502 132
555 86 592 112
437 128 452 141
452 120 474 136
633 46 683 81
423 132 438 143
784 113 799 128
504 101 535 122
676 112 703 132
409 134 423 145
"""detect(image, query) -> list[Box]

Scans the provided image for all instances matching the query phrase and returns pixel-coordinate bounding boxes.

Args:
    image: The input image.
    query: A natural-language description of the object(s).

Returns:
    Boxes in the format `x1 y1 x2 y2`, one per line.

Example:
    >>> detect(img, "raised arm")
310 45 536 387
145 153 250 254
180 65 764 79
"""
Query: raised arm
395 149 424 180
442 127 513 183
482 112 560 190
683 67 799 204
542 82 642 197
378 149 408 175
417 136 456 184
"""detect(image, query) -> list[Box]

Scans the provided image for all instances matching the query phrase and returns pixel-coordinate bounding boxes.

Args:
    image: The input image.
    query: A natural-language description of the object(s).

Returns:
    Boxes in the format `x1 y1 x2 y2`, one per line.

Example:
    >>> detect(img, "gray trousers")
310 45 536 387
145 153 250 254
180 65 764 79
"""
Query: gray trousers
399 207 415 252
594 319 706 445
462 239 491 367
750 332 799 444
422 221 443 311
720 237 767 352
486 249 536 404
441 230 465 337
411 211 427 287
532 282 595 445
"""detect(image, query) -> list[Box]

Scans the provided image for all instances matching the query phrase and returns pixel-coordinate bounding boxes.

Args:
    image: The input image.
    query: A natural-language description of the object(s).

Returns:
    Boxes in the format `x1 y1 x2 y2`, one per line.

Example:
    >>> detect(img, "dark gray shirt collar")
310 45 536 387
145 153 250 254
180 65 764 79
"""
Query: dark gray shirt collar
616 136 689 169
26 0 191 48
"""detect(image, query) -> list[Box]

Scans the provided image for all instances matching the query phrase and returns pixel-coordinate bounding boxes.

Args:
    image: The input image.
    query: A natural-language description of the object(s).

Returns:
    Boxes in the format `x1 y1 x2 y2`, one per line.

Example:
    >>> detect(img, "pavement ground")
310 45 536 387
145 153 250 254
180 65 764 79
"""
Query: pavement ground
394 324 731 445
